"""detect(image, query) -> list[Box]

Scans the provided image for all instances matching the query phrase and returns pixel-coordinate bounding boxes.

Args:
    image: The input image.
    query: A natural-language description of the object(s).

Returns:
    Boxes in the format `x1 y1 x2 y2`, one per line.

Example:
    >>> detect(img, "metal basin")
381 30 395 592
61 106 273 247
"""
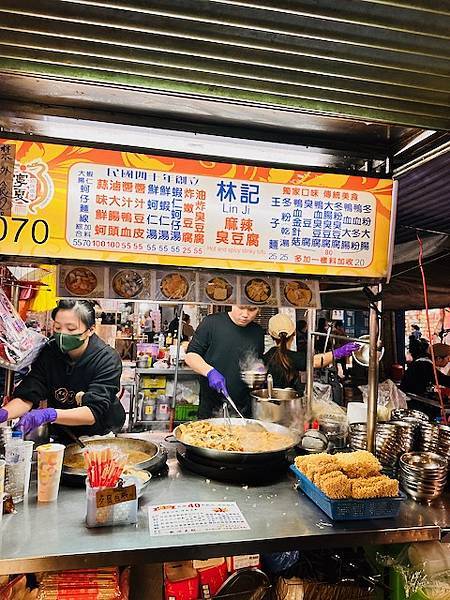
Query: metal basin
251 388 302 428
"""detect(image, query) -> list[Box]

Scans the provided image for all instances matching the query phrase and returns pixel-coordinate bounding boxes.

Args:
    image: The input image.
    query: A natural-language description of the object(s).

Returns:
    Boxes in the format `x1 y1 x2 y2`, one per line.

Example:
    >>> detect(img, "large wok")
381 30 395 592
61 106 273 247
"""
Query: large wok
63 435 166 478
173 418 301 464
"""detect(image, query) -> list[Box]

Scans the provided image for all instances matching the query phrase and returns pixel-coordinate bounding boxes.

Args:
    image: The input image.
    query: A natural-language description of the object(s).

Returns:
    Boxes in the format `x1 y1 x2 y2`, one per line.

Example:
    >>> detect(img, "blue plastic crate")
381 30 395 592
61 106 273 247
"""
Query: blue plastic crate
290 464 405 521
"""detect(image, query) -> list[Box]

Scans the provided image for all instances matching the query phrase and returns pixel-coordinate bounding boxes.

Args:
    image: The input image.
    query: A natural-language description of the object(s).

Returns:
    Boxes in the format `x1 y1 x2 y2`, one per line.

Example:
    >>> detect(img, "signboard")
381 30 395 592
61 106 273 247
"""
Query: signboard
0 144 15 216
0 139 395 278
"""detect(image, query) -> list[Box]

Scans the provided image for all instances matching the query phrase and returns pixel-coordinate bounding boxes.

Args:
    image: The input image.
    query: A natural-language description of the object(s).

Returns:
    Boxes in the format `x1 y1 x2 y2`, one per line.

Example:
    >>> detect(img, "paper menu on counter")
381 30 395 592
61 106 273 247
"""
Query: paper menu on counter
148 502 250 536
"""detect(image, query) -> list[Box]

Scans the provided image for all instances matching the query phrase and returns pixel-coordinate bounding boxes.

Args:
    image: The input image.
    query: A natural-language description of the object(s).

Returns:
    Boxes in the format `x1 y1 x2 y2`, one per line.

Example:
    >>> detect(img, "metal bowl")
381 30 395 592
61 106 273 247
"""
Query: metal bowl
241 371 266 387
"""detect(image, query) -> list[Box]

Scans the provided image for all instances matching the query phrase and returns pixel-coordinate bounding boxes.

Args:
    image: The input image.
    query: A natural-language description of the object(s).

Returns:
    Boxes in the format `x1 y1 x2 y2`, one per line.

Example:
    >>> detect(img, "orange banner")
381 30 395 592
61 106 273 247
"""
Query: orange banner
0 139 395 278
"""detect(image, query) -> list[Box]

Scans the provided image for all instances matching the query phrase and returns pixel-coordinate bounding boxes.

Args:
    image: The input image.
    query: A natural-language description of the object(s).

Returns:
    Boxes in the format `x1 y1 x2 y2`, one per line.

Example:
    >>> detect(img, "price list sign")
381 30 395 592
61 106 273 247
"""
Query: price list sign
148 502 250 537
0 139 395 278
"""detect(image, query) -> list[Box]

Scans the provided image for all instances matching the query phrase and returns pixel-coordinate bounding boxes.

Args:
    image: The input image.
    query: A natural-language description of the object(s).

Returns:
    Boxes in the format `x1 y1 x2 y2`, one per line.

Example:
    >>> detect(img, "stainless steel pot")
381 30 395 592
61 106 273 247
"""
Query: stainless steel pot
63 435 166 477
251 388 303 429
173 417 300 464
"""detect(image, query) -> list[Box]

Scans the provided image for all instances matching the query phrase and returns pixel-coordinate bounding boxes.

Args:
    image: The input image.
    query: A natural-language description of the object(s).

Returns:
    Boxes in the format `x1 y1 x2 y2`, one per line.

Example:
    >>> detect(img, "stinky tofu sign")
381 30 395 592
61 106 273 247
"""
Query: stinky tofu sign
0 139 396 278
0 144 15 216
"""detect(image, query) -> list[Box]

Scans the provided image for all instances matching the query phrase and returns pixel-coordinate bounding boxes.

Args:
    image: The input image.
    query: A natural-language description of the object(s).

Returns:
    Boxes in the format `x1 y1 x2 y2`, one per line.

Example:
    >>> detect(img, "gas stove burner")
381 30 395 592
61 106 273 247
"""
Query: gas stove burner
176 448 288 485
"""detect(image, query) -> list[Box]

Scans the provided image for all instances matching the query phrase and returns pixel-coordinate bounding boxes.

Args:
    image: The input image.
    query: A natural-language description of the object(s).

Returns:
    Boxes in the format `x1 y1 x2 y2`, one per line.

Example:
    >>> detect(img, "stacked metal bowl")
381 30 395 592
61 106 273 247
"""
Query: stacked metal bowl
391 408 428 422
437 425 450 464
348 421 416 473
399 452 448 503
419 422 440 452
390 408 436 452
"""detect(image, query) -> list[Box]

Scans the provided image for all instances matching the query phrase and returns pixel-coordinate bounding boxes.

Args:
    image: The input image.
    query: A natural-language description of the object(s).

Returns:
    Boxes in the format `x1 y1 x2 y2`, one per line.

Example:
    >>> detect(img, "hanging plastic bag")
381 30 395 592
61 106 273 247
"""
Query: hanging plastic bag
0 287 47 371
359 379 408 421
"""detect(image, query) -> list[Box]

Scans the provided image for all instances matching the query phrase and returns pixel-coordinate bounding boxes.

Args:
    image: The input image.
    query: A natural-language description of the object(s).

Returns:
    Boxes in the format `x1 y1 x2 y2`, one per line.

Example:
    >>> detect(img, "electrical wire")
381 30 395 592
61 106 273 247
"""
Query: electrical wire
416 232 447 422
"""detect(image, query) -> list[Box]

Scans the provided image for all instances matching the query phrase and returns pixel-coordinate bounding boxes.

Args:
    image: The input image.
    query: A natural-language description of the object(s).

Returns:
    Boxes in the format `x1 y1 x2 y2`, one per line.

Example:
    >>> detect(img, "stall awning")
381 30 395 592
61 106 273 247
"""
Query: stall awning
0 0 449 130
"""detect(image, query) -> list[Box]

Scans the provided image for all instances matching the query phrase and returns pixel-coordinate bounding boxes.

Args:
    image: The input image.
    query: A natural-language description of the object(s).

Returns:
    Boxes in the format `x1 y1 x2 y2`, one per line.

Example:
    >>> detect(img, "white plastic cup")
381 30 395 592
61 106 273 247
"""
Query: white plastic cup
22 441 34 498
5 441 30 504
347 402 368 425
37 443 65 502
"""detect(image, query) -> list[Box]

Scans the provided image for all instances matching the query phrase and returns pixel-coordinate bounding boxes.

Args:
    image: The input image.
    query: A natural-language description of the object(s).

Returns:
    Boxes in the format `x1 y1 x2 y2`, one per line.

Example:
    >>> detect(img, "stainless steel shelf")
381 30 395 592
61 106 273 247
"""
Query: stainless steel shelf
136 368 196 375
0 456 443 576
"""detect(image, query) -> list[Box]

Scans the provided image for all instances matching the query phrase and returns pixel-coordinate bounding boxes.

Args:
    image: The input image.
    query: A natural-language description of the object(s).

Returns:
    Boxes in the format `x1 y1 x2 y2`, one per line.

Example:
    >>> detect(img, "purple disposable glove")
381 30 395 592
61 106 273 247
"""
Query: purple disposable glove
16 408 57 435
206 368 229 396
0 408 8 423
333 342 360 360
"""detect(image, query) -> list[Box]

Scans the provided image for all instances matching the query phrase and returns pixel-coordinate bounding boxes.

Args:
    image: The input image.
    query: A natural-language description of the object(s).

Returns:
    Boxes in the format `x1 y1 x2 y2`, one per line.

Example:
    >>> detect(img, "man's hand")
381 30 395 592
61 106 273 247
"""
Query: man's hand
207 368 229 396
16 408 57 435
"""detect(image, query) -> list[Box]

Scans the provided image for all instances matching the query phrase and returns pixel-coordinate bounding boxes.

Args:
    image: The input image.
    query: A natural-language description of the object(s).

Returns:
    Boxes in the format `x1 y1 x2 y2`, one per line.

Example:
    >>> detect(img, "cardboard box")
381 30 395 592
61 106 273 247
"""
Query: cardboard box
197 559 228 599
192 558 226 570
226 555 261 572
164 561 199 600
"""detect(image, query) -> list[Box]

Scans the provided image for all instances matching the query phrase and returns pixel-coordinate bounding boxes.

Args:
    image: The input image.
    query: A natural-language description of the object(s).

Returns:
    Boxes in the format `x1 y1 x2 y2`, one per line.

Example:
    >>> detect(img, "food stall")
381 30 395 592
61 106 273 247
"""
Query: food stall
0 137 449 600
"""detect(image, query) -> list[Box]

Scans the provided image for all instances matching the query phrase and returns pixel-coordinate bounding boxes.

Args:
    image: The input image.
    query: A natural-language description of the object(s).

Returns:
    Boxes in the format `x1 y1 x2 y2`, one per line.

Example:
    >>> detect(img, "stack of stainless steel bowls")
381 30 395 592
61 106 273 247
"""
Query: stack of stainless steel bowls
348 421 416 474
418 422 440 452
437 425 450 464
348 422 368 451
399 452 448 503
391 408 428 422
391 408 434 452
378 421 417 467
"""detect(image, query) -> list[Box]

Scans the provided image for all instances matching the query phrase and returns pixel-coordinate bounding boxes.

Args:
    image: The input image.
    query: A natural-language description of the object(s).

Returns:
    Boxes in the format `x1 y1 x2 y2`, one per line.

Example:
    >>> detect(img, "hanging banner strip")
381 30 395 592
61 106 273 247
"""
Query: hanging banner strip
0 139 395 278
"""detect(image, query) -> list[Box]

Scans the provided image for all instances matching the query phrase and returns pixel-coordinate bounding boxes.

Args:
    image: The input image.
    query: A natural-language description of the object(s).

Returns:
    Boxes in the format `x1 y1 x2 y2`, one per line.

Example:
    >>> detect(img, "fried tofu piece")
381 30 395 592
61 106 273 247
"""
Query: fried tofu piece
317 471 352 499
310 462 343 484
294 453 337 476
351 475 399 499
334 450 381 479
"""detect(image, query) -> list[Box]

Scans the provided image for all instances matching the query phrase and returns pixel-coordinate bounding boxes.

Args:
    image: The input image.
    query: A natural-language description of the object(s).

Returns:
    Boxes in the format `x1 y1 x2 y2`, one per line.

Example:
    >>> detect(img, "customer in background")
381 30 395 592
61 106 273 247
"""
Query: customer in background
181 313 195 341
264 314 358 393
401 342 450 395
296 319 308 353
315 317 329 353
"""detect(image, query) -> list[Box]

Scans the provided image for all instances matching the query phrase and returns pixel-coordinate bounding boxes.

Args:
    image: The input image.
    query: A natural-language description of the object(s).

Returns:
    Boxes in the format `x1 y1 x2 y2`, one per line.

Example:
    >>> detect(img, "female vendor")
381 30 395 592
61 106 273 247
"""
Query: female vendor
0 299 125 443
264 314 358 393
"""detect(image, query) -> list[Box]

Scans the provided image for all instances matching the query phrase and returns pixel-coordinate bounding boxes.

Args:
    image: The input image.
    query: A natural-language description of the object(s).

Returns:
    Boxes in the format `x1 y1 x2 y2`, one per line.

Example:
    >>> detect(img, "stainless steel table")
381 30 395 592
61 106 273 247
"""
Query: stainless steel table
0 458 441 576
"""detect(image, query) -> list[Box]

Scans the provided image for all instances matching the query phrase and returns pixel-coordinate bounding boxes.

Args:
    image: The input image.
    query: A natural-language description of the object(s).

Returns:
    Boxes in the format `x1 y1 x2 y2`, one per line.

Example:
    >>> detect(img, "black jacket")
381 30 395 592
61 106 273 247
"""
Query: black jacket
14 334 125 441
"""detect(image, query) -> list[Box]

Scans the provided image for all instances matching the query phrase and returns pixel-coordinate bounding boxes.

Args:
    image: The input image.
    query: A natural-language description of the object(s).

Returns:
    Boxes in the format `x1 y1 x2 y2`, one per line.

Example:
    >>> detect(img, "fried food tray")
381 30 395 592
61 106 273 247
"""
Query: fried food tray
290 465 405 521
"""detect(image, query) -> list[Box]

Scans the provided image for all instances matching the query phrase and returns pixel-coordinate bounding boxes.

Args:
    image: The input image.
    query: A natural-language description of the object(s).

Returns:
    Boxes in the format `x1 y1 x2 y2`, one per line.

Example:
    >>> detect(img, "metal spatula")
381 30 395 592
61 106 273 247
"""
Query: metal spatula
221 390 267 432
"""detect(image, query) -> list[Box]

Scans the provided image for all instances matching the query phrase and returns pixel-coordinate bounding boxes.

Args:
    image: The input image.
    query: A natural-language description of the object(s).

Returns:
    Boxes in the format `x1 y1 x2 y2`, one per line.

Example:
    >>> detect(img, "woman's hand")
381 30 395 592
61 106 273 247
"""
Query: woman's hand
16 408 57 435
333 342 360 360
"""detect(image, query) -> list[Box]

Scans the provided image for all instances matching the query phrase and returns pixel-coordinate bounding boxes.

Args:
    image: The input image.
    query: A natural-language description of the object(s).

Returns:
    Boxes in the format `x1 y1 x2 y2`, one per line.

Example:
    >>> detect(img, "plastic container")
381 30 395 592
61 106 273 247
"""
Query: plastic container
156 396 171 421
174 404 199 422
290 465 404 521
5 432 29 504
141 394 156 421
85 481 138 528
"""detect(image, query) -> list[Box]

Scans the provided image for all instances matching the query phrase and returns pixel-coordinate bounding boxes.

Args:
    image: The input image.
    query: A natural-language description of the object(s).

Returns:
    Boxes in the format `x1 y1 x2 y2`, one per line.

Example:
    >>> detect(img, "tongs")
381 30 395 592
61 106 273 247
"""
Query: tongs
221 389 267 432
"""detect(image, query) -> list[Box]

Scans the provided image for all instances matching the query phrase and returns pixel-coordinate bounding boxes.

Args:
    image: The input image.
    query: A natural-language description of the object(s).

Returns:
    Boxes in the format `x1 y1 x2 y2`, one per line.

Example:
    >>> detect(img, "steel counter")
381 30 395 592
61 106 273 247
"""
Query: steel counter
0 458 442 575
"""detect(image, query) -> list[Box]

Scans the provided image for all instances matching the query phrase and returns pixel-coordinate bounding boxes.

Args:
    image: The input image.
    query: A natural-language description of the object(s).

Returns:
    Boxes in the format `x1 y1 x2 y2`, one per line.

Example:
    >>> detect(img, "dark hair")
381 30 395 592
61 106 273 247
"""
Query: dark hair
318 317 328 332
412 324 420 330
51 299 96 329
334 320 344 328
267 332 297 383
297 319 307 331
410 337 429 360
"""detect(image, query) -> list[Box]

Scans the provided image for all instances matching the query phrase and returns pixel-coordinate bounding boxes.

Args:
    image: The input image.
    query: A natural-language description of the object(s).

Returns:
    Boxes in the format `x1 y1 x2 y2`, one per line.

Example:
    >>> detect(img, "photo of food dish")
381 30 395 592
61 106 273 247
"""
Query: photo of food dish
205 276 233 302
64 267 98 296
112 270 144 299
244 278 272 304
283 281 313 307
160 272 189 300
